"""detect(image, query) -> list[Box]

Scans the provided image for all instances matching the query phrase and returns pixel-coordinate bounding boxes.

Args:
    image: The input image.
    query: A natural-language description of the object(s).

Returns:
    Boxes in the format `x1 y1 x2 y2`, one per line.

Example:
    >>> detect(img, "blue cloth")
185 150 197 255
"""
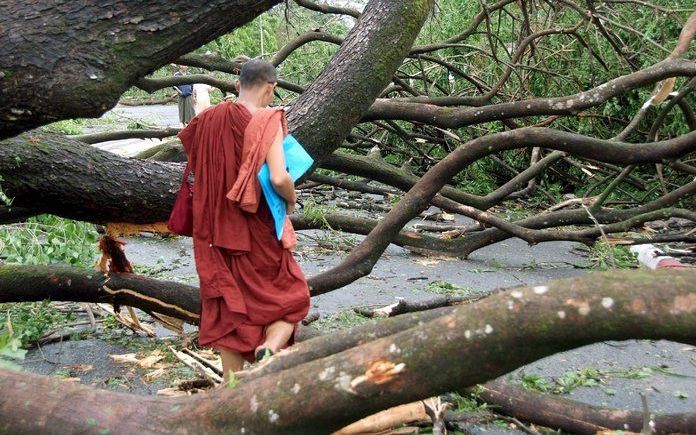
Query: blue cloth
258 135 314 240
174 71 193 96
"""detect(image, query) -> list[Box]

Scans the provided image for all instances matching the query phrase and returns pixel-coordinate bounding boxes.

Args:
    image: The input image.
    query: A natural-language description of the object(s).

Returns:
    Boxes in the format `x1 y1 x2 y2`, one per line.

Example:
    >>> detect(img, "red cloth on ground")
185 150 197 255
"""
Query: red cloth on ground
178 101 310 362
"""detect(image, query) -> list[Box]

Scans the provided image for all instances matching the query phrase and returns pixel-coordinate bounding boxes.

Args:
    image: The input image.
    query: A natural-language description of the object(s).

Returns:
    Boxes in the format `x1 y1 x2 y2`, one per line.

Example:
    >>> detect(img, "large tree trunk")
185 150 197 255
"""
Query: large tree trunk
0 131 180 223
0 0 283 139
0 269 694 434
0 0 435 223
0 264 200 323
286 0 434 161
476 379 696 434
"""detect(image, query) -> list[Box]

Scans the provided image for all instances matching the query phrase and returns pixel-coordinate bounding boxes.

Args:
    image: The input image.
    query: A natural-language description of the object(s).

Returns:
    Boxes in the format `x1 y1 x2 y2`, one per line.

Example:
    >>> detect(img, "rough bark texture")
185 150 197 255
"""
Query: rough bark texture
286 0 435 162
477 379 696 434
0 132 181 223
0 269 694 434
0 0 436 223
0 0 282 139
0 264 200 323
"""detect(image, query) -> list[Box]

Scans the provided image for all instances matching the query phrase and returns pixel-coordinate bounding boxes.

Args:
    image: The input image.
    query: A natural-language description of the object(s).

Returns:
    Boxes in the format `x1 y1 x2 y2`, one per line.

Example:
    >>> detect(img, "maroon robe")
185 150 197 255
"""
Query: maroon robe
178 101 310 362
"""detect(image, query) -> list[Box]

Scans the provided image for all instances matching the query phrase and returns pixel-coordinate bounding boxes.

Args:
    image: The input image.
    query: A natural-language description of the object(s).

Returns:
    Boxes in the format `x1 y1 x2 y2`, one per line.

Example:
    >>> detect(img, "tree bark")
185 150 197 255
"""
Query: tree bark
476 379 696 434
0 131 181 223
0 0 282 139
0 0 436 223
0 269 694 434
0 264 200 323
286 0 435 162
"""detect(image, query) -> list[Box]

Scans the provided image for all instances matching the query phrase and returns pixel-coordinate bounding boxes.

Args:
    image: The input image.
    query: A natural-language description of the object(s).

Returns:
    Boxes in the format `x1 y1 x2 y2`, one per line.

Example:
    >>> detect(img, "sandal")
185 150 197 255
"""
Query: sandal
254 347 274 363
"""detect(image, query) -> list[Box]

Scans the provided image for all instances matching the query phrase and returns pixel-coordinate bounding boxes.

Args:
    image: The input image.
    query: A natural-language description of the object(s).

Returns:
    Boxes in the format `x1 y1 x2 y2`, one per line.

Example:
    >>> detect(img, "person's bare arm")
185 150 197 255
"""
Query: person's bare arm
266 125 297 213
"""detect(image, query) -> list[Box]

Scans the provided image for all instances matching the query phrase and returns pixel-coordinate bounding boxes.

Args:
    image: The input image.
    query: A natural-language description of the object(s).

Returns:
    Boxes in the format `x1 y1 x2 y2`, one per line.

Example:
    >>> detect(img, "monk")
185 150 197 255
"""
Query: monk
178 59 310 381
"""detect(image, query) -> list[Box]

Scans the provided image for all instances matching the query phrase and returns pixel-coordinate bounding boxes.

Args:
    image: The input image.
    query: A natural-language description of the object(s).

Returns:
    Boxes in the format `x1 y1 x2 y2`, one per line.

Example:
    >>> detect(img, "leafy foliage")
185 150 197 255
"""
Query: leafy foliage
0 215 99 268
313 309 371 333
583 242 638 270
424 280 476 296
42 119 85 135
0 319 26 371
0 301 75 348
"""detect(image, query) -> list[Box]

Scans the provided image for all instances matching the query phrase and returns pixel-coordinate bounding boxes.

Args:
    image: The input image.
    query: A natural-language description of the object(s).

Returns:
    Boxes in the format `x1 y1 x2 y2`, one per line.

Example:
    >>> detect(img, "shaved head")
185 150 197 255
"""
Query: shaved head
239 59 277 88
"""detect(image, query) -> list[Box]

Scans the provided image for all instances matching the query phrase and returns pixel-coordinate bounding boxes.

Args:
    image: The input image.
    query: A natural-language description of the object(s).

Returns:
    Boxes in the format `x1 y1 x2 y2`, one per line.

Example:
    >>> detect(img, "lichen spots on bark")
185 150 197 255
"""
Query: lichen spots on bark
672 294 696 314
631 298 647 315
565 298 591 316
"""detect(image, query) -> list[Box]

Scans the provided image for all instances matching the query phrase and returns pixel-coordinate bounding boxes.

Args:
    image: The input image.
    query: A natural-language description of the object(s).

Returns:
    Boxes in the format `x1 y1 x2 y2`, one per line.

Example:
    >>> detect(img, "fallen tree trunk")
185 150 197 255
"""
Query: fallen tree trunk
0 264 200 323
74 128 182 144
0 0 282 139
1 127 692 260
0 0 435 223
0 269 694 434
0 131 181 223
476 379 696 434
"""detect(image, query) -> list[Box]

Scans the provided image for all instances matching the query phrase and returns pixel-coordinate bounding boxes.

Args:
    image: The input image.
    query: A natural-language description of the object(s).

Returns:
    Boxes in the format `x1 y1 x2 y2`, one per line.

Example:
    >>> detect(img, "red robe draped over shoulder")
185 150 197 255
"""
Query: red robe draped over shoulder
178 101 310 362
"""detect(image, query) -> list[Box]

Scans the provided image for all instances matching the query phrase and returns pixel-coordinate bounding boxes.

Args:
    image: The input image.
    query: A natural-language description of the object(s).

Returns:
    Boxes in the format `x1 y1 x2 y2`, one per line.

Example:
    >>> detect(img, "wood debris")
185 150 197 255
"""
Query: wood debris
334 400 429 434
94 303 155 336
109 350 164 369
168 346 222 383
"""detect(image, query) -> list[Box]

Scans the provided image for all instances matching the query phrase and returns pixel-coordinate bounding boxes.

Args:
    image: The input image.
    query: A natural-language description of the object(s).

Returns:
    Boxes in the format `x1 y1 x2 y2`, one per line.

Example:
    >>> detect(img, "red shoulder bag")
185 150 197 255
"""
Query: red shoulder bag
167 163 193 236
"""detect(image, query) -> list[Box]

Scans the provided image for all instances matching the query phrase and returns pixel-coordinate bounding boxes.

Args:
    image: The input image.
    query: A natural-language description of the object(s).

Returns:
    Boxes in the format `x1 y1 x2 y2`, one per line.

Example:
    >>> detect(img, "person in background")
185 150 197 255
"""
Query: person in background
173 65 195 126
193 82 212 115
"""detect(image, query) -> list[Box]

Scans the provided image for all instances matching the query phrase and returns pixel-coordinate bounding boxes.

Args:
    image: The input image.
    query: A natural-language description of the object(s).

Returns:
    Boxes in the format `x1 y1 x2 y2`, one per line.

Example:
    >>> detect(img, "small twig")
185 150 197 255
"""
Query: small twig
640 392 655 434
423 397 449 435
582 205 616 268
181 348 223 377
168 346 222 384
